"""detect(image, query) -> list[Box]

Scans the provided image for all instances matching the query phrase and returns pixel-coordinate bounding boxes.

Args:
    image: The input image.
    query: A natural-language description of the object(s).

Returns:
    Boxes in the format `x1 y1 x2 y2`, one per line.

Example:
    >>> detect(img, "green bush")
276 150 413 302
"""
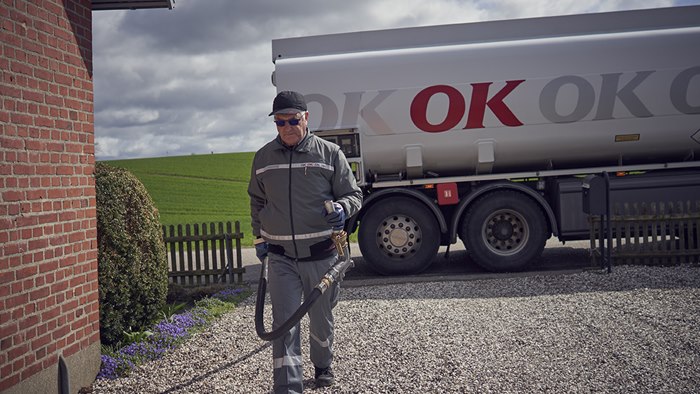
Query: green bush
95 162 169 346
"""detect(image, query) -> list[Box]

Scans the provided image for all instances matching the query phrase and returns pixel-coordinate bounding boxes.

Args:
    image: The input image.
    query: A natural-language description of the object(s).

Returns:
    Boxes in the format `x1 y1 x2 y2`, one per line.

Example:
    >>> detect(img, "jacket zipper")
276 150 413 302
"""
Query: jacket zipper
288 148 298 257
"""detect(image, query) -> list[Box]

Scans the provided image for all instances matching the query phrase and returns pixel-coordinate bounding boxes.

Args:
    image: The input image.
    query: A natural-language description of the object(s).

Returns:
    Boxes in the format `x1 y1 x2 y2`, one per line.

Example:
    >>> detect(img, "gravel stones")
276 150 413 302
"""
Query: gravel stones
91 265 700 393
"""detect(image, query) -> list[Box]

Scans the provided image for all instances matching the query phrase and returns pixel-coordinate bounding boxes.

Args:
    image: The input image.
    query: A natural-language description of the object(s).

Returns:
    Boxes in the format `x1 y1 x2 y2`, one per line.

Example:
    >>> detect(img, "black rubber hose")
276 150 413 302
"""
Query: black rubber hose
255 253 353 341
255 258 322 341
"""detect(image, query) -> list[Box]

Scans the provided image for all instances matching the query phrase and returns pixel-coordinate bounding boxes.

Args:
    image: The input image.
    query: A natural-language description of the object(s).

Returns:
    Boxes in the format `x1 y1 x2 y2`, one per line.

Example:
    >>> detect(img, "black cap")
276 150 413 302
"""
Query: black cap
269 91 307 116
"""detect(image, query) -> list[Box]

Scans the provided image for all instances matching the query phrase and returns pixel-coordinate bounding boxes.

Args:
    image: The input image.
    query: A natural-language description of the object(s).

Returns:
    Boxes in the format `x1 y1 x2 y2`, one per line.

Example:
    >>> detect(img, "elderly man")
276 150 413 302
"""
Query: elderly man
248 91 362 393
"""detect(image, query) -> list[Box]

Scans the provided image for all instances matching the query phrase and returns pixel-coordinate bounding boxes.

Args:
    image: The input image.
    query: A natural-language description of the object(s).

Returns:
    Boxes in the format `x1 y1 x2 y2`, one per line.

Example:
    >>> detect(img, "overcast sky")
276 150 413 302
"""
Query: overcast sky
92 0 700 160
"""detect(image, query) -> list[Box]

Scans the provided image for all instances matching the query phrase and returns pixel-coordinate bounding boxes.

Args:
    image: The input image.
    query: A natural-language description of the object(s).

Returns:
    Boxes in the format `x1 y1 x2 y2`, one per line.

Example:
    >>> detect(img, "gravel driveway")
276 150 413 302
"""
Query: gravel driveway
91 265 700 393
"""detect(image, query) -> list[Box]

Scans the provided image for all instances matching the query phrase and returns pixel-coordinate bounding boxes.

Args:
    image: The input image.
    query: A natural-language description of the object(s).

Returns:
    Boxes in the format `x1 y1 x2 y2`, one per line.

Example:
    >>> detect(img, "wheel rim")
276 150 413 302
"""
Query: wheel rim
481 208 529 256
375 214 422 259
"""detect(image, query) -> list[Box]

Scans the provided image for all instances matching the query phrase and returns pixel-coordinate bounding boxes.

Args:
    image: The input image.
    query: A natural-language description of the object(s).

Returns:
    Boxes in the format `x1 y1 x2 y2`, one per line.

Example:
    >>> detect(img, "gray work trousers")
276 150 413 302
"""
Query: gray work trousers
267 252 340 394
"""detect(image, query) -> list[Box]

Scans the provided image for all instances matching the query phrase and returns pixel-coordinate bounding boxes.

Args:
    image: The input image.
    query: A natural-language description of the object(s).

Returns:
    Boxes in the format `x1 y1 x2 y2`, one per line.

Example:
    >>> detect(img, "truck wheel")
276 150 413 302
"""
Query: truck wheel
461 191 548 272
358 197 440 275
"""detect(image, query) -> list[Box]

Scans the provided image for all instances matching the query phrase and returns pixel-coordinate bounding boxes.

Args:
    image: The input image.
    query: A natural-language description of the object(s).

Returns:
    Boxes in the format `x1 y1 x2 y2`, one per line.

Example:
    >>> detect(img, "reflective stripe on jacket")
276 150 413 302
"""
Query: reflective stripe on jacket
248 133 362 259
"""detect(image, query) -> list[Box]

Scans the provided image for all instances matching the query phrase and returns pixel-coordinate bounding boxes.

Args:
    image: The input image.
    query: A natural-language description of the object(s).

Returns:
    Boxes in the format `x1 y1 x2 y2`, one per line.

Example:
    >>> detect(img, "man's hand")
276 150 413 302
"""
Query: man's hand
323 201 346 230
254 239 268 263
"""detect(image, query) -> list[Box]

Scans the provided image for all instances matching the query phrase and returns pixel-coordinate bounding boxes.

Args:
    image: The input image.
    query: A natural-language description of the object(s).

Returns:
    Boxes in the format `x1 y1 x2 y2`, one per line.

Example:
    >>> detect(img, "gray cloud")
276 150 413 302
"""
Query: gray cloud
93 0 687 160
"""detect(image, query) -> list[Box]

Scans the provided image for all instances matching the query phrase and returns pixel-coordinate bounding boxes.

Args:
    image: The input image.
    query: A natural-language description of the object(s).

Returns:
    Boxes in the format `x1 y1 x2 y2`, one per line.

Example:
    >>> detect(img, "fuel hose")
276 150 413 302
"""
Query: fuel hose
256 201 353 341
254 250 353 341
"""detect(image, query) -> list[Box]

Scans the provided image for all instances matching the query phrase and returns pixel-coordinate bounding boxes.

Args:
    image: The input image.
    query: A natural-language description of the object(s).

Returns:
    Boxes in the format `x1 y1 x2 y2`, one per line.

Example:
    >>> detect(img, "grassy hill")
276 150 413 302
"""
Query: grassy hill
103 152 255 245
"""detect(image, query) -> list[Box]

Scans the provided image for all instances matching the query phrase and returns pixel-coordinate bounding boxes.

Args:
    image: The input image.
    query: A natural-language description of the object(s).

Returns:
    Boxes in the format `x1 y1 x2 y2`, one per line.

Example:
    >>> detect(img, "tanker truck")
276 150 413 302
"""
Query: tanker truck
270 6 700 274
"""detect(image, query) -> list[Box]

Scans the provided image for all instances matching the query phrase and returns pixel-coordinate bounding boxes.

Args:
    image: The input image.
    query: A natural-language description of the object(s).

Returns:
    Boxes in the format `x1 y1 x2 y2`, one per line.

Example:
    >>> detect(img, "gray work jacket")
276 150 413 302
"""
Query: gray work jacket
248 132 363 259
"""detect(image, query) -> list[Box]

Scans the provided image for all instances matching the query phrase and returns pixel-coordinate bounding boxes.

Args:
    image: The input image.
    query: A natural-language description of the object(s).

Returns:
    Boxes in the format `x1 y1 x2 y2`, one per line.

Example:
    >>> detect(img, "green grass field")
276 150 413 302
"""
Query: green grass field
103 152 255 245
103 151 361 247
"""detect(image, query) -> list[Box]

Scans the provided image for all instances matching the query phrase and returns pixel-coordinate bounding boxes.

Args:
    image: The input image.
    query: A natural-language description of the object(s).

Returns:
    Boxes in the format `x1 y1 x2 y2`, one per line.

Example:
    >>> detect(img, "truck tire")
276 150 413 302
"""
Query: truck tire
358 197 440 275
461 191 548 272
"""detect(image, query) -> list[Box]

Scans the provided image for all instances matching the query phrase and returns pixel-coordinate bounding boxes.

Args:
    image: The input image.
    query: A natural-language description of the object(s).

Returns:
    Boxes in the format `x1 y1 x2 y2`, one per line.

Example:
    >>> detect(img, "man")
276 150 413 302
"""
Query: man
248 91 362 393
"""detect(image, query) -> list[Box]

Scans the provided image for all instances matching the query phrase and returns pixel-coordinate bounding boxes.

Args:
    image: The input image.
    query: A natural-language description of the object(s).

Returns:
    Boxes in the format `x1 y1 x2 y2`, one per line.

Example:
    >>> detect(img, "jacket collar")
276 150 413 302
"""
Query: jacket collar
274 131 313 152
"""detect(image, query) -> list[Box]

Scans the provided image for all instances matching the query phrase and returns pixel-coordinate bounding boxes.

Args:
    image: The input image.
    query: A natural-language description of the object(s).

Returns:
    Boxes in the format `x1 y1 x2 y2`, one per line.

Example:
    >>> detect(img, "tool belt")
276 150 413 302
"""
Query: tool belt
268 238 336 261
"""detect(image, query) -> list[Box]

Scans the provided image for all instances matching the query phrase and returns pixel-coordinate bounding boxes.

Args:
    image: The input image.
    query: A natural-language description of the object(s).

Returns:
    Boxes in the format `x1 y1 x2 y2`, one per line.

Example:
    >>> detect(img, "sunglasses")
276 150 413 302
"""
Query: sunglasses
274 118 303 127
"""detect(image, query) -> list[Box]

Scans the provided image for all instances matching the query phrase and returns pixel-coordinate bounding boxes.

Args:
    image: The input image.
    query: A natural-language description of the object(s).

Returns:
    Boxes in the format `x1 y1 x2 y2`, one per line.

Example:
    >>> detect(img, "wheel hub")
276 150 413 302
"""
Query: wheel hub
483 210 529 256
376 215 421 259
389 228 409 247
492 220 513 240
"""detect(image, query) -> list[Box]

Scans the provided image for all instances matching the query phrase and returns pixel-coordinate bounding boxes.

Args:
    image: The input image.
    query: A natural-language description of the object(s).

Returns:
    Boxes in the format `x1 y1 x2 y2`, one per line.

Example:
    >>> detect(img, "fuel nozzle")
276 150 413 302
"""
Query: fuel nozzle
324 200 347 257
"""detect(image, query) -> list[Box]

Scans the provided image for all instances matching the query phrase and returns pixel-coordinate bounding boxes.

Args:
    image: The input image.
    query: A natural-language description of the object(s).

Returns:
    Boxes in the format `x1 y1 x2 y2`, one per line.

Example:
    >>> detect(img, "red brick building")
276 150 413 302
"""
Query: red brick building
1 1 172 392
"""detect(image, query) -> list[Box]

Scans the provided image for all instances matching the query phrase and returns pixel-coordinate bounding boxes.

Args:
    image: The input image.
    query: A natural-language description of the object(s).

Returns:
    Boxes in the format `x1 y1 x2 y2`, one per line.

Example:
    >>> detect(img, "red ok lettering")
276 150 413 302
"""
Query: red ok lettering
410 80 525 133
410 85 465 133
466 80 524 129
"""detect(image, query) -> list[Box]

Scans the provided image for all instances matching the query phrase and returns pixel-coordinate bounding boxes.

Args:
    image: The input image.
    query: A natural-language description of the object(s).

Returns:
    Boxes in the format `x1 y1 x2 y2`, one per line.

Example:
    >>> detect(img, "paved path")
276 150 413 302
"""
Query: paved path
94 264 700 393
239 238 593 286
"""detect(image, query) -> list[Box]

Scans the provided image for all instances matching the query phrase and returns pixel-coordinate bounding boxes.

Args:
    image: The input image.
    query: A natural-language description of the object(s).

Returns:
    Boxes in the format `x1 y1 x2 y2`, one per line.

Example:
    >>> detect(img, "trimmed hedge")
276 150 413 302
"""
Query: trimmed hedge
95 162 168 346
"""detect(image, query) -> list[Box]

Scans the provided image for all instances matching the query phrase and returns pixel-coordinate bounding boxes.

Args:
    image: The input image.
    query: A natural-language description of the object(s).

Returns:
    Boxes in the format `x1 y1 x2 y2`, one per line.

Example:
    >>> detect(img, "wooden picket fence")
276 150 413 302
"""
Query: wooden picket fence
589 201 700 266
162 221 245 285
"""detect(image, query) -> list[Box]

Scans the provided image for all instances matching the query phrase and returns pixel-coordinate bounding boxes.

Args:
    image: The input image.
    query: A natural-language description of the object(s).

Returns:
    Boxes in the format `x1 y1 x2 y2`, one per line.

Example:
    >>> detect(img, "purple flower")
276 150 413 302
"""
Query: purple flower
97 354 134 380
119 341 171 361
172 312 199 329
213 288 243 301
154 321 188 341
97 296 227 379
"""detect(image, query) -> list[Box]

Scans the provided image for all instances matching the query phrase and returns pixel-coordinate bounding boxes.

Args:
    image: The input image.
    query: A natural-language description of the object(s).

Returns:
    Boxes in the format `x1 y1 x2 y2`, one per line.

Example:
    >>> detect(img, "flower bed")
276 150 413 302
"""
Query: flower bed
97 287 247 380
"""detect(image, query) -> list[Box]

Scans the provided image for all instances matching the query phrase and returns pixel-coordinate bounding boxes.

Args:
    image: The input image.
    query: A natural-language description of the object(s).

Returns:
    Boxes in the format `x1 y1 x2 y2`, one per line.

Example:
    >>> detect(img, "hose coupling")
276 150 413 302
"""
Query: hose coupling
330 230 348 257
317 274 335 293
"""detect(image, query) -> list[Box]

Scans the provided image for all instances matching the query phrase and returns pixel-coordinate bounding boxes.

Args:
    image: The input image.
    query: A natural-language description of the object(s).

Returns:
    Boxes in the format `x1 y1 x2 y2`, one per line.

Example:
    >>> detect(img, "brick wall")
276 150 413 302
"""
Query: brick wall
0 0 100 392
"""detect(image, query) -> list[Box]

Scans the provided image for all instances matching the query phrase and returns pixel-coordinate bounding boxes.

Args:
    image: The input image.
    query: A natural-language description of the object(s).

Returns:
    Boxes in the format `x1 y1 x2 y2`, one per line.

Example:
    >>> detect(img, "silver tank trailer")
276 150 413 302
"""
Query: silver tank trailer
273 8 700 179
